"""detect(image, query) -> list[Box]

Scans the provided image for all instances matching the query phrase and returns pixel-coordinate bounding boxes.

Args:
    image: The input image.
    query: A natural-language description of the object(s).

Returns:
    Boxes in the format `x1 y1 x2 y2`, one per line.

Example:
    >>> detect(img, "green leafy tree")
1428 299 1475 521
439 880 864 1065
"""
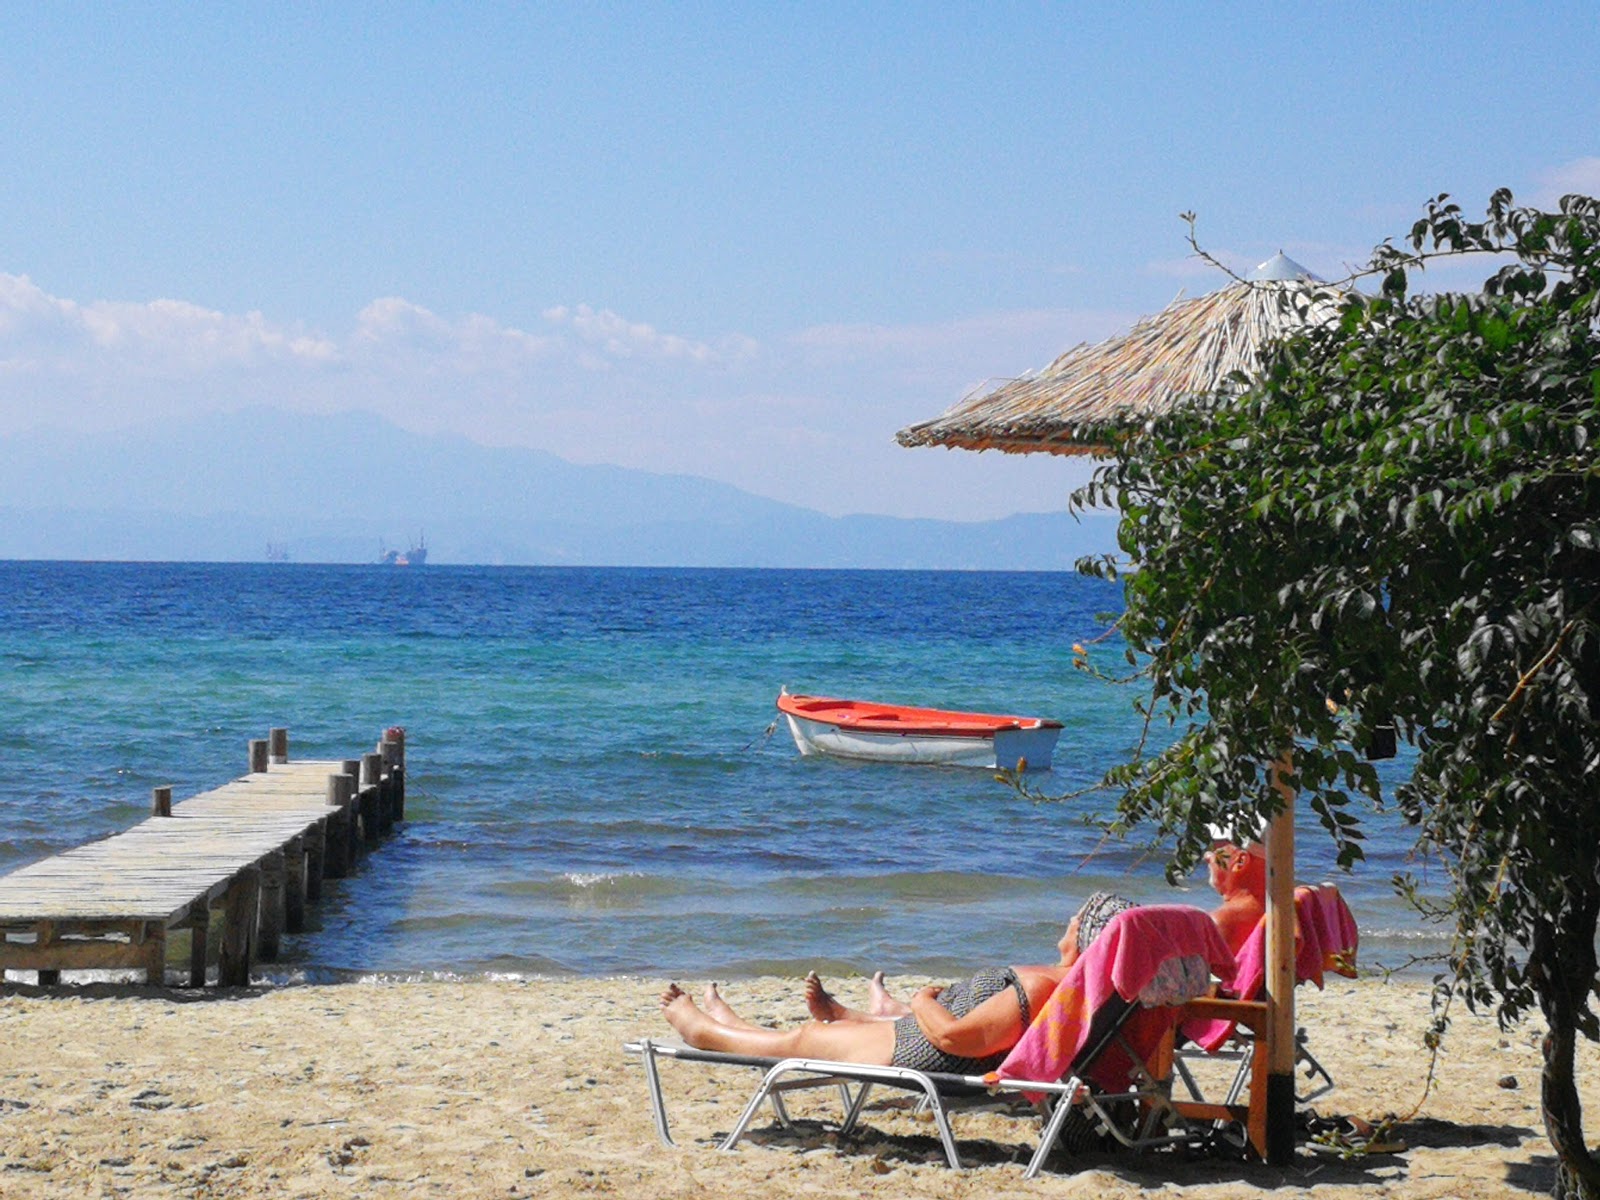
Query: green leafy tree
1074 191 1600 1196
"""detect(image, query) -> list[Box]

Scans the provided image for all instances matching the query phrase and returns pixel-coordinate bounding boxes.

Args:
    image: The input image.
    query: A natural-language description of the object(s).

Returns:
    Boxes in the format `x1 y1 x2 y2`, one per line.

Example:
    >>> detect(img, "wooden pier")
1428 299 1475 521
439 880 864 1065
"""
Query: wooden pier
0 727 406 988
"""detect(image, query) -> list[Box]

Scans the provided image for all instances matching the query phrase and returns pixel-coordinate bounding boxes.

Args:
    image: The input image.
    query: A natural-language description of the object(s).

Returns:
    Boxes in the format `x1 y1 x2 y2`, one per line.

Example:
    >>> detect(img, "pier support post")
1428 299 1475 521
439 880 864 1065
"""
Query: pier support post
137 923 166 986
362 753 389 834
381 728 406 821
305 823 326 901
185 902 208 987
36 921 59 985
249 739 269 774
218 867 260 987
269 727 289 764
324 775 354 877
284 836 307 932
346 758 377 847
151 785 172 817
257 851 285 960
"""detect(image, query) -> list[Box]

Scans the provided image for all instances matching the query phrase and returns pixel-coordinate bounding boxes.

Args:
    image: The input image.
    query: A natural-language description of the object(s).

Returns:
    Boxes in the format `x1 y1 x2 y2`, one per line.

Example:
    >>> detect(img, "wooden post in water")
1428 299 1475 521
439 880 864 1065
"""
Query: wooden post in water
151 785 172 818
346 758 377 848
362 753 388 834
249 739 269 774
284 836 307 933
324 774 354 876
217 866 260 987
269 727 289 764
304 822 326 902
257 850 286 960
381 728 406 820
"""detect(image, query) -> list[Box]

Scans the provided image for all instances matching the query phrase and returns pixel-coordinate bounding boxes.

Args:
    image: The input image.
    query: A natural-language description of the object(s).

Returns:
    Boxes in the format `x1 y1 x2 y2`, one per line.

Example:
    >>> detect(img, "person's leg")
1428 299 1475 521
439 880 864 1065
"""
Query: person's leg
804 972 887 1023
869 970 912 1018
660 985 897 1064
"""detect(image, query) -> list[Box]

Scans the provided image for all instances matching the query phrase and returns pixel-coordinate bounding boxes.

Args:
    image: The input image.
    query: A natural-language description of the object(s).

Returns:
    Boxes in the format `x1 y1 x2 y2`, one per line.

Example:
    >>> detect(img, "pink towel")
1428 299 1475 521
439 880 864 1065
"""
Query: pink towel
1182 885 1360 1052
1301 883 1359 978
991 906 1235 1093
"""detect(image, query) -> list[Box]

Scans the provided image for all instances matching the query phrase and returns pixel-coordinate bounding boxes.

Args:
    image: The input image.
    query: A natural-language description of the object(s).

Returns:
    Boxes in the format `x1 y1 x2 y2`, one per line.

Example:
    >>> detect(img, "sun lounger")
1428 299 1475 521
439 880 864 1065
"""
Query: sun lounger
621 1037 1086 1168
625 904 1237 1172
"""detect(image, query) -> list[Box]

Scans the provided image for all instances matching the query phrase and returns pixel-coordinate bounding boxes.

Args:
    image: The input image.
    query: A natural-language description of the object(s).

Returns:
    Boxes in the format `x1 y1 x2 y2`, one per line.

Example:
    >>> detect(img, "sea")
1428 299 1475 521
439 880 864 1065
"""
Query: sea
0 561 1448 983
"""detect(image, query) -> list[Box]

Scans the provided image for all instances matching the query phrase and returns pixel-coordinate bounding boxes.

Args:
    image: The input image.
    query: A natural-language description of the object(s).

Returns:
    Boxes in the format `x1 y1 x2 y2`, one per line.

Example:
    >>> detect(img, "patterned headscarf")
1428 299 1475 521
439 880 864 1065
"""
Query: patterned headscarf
1074 890 1135 952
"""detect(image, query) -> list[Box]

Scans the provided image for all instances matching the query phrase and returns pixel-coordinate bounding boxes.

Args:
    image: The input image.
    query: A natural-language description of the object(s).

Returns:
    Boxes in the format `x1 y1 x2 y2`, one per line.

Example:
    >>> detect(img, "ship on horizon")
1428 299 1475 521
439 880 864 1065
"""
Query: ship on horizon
379 534 428 566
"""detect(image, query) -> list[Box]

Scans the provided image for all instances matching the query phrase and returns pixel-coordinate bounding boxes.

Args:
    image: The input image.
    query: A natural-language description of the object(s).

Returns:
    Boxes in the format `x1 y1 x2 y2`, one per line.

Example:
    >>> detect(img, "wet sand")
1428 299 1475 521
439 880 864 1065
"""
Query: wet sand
0 974 1585 1198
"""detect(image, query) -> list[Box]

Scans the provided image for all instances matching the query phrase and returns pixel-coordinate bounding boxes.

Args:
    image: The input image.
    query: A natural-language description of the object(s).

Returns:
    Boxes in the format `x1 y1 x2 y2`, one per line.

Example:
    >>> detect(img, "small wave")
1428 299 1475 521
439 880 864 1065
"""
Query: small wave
491 871 717 901
784 871 1051 904
387 912 528 933
566 871 626 888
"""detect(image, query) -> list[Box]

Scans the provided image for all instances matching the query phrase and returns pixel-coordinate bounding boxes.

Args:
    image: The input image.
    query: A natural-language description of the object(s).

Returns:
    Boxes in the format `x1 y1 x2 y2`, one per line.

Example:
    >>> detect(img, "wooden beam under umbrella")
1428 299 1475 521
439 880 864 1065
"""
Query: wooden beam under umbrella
897 252 1332 1165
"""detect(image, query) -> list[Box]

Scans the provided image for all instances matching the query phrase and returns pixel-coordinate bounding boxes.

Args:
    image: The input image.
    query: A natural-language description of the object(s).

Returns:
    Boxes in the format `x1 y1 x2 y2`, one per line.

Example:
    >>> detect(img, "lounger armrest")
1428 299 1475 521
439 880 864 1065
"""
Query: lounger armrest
1180 997 1267 1031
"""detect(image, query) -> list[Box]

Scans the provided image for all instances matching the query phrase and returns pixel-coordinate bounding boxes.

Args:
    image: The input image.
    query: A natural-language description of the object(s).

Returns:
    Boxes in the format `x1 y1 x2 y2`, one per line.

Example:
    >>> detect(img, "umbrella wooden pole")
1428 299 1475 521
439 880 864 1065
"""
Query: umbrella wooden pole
1264 753 1298 1164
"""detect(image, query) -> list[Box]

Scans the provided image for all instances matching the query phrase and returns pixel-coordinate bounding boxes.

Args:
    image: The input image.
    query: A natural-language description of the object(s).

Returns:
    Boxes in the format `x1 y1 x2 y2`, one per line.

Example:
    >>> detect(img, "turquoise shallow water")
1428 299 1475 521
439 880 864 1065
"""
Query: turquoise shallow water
0 561 1447 980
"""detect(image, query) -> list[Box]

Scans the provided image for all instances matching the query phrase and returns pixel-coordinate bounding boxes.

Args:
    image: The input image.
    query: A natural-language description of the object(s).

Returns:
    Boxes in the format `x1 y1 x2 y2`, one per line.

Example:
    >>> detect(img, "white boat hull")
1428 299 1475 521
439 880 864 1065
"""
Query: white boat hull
782 713 1059 770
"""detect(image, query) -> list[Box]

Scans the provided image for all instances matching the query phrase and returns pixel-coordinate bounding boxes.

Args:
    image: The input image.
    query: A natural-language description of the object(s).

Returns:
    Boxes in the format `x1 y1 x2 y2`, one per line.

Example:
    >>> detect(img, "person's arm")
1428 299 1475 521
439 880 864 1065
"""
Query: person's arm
907 985 1026 1059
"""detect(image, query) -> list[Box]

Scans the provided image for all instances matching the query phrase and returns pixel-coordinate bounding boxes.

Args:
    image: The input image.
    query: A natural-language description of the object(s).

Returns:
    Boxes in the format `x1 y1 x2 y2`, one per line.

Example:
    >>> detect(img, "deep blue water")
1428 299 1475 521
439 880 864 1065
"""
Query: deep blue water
0 561 1445 980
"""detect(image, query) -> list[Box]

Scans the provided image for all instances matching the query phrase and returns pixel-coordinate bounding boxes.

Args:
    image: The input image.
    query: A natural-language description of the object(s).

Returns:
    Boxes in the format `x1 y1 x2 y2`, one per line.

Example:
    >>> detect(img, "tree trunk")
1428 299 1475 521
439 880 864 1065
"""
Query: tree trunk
1537 908 1600 1200
1544 1021 1600 1199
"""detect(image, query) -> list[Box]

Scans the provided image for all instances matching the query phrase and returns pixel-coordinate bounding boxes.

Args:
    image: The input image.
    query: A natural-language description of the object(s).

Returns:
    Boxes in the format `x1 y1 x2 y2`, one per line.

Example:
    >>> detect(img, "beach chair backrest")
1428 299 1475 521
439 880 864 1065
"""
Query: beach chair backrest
993 905 1236 1093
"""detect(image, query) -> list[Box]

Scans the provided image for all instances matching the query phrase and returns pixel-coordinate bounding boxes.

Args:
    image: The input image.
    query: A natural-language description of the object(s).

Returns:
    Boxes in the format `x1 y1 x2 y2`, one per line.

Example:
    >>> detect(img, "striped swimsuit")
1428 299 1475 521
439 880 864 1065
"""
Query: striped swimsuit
889 966 1030 1075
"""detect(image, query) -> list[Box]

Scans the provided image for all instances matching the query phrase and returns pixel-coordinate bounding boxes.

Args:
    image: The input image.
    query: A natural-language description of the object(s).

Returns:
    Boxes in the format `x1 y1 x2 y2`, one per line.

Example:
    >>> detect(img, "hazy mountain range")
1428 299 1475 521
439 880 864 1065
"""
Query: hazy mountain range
0 409 1117 569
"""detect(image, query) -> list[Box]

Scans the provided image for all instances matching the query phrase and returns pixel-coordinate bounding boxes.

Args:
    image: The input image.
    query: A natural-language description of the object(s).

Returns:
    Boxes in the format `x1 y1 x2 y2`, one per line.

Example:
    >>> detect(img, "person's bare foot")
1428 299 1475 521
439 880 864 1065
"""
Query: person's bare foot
804 971 854 1022
702 982 737 1021
659 984 709 1040
703 983 762 1030
869 970 912 1018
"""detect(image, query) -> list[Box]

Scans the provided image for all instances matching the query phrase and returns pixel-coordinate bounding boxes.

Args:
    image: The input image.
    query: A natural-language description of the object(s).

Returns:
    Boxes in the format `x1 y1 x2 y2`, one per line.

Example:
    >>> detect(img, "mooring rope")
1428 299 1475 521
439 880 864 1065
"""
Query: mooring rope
742 716 780 753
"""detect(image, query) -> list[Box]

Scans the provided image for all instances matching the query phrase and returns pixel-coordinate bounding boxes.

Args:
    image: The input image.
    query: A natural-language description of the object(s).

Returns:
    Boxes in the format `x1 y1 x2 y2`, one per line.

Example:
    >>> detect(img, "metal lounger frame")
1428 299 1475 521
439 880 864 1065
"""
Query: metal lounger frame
1173 1023 1335 1115
625 1039 1068 1169
625 999 1229 1176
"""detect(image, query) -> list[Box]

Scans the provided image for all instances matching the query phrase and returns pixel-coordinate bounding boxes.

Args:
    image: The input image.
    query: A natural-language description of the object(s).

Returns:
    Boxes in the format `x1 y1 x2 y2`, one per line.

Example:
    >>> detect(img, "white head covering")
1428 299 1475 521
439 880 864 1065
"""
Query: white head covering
1206 818 1266 854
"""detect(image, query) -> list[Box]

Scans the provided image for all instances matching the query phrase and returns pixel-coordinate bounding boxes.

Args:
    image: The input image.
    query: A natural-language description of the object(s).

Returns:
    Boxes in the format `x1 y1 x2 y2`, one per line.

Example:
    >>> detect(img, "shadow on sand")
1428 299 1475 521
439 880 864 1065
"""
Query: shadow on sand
719 1106 1538 1188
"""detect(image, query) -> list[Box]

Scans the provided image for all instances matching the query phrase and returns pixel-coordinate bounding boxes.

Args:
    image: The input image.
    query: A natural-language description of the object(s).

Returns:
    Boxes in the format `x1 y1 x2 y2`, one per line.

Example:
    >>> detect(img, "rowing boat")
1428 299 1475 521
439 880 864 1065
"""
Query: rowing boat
775 691 1061 770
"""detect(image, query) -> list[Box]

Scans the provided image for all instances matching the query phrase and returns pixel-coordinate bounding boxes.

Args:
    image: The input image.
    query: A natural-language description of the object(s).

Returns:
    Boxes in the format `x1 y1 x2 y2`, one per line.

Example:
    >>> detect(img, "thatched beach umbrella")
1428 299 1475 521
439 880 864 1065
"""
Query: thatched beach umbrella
896 252 1331 457
898 251 1334 1164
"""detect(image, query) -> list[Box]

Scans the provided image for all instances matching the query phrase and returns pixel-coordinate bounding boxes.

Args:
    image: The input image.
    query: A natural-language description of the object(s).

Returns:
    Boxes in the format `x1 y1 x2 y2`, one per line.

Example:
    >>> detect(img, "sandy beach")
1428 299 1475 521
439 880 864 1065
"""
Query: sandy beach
0 974 1586 1199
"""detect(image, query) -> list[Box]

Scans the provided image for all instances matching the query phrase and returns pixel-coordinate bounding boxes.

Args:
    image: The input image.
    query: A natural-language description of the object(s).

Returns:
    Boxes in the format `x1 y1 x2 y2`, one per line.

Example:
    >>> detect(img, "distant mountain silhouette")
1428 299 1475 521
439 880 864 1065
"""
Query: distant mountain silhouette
0 408 1116 568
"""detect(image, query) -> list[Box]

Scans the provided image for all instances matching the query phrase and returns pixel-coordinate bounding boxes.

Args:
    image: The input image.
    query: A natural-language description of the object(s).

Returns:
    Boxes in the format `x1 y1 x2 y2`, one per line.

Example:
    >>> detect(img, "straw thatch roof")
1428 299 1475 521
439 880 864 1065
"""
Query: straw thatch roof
896 254 1340 457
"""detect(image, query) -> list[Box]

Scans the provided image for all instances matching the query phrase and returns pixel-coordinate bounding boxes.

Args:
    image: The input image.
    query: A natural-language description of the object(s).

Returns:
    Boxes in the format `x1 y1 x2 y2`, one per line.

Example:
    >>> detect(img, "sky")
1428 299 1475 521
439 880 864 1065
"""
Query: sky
3 3 1598 520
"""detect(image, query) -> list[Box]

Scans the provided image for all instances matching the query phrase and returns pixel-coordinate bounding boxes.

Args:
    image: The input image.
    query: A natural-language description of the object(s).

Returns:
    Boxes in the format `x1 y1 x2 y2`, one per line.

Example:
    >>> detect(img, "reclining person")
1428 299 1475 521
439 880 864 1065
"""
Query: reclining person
803 892 1135 1024
658 893 1131 1076
805 833 1268 1024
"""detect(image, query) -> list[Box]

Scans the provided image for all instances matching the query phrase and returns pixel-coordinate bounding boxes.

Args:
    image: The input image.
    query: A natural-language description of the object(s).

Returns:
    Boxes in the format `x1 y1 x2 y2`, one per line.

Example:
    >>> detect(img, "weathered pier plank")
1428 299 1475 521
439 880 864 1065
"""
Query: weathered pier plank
0 727 407 987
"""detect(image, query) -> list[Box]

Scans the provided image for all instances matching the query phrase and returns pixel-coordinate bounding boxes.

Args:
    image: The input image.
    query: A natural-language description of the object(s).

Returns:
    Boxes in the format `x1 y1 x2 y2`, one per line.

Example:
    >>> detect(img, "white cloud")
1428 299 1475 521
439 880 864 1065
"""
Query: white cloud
544 303 719 363
0 273 1123 520
0 274 338 377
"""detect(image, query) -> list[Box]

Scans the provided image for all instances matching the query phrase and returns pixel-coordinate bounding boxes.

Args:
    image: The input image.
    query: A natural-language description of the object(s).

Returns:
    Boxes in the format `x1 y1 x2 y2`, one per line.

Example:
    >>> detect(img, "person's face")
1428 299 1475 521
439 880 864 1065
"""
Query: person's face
1205 841 1249 895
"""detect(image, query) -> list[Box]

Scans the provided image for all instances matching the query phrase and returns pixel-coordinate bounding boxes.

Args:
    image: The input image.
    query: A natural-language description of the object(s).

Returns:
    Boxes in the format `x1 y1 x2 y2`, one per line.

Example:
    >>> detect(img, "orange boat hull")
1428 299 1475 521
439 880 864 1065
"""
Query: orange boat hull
776 692 1061 770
